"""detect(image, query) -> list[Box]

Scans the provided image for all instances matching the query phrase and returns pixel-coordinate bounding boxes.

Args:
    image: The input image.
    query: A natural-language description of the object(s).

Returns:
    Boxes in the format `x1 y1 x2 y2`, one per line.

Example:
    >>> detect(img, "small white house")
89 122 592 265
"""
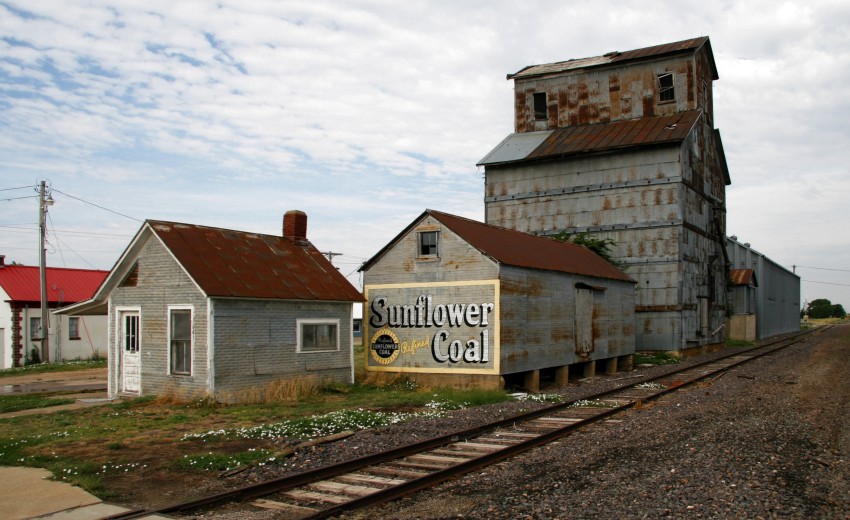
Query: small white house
62 211 363 402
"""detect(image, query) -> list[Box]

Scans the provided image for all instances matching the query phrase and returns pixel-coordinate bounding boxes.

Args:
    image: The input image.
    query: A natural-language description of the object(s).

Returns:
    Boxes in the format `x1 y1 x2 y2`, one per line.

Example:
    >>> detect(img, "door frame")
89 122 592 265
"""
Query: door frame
115 306 142 395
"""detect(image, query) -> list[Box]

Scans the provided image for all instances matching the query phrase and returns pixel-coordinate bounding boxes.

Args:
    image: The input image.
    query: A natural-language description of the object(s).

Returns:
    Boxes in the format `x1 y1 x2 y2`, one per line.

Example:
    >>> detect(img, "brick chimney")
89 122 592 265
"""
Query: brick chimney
283 210 308 243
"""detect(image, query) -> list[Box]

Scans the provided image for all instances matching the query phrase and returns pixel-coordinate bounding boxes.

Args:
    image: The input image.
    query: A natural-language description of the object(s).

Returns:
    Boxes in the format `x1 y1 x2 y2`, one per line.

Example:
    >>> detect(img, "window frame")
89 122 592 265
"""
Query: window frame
418 230 439 258
533 92 547 120
68 316 81 340
167 305 193 376
658 72 675 103
297 319 341 353
30 316 42 340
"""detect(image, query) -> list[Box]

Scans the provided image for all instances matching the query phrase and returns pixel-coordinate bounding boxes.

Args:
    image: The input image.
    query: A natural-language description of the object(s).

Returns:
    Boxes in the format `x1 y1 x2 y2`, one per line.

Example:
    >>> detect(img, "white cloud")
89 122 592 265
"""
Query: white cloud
1 0 849 304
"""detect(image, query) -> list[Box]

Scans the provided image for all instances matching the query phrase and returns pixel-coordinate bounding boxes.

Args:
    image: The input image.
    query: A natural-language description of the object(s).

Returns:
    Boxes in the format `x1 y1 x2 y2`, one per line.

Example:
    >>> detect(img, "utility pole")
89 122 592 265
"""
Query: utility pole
38 180 52 363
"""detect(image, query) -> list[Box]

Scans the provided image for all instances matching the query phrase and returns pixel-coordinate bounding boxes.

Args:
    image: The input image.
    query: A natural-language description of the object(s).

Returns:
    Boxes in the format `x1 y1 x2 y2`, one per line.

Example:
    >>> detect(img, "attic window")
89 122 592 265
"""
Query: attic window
658 73 675 102
419 231 439 257
533 92 547 120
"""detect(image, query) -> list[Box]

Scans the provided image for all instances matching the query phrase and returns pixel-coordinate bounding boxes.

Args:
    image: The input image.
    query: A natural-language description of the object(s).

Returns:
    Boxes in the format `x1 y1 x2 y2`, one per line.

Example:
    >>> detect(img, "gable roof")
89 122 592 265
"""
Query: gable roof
0 264 107 305
508 36 717 81
479 109 702 167
361 210 633 283
144 220 363 301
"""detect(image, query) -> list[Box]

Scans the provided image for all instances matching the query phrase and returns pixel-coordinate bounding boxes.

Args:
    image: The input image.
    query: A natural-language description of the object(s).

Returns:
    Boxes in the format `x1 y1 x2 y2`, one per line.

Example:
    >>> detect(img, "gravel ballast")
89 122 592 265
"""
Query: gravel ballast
209 325 850 519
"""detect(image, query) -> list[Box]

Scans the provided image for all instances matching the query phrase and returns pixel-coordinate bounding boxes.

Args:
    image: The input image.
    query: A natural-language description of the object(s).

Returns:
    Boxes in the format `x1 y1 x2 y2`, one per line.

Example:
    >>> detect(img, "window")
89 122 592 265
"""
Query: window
658 73 675 102
169 308 192 375
298 320 339 352
419 231 438 257
123 314 139 353
69 317 80 340
533 92 547 120
30 317 42 340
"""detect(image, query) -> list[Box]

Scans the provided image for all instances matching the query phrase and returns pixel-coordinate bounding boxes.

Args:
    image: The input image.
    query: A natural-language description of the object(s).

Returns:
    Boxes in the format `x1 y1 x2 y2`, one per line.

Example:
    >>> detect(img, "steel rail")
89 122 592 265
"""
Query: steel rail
107 326 828 520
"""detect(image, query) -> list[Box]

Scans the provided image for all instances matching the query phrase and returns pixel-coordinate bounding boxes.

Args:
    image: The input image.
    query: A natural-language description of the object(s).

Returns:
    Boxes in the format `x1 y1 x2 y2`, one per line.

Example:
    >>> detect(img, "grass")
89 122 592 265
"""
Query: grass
0 358 107 379
0 395 75 414
0 375 513 496
633 352 680 366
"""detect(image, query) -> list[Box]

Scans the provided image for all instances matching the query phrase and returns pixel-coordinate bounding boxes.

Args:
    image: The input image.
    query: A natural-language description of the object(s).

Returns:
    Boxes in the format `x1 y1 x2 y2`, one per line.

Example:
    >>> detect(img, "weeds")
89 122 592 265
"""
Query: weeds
0 395 75 414
0 358 107 379
634 353 681 366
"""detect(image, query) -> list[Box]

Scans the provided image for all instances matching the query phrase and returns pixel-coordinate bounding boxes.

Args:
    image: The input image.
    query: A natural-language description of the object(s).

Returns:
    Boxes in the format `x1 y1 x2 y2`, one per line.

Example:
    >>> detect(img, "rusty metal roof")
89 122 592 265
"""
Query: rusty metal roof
479 110 701 167
729 269 758 287
509 36 716 81
146 220 363 302
362 210 633 284
0 265 107 305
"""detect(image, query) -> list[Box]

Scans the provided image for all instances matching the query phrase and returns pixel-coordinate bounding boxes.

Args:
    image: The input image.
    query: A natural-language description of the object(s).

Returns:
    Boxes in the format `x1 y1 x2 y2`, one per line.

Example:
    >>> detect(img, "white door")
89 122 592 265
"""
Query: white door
120 312 140 394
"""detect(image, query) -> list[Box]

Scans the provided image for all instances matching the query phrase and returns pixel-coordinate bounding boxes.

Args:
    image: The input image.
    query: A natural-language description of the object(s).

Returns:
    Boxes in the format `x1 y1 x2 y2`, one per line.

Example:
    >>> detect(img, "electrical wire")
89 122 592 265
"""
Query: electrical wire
0 185 33 192
795 265 850 273
802 279 850 288
51 188 142 222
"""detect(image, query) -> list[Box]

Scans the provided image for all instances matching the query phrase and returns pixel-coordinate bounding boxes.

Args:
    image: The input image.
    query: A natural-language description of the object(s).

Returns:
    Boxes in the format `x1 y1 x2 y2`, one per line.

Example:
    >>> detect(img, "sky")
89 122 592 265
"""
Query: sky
1 0 849 310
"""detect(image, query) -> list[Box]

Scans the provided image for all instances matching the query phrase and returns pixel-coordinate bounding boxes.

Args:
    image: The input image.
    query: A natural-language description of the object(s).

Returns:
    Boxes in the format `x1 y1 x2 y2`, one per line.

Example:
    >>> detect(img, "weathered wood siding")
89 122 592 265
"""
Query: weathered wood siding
212 298 353 401
108 237 209 398
365 215 500 285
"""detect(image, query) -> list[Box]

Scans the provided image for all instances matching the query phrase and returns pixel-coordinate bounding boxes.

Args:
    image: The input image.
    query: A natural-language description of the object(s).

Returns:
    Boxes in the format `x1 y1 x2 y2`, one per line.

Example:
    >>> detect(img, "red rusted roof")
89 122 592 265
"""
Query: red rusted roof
729 268 758 287
480 110 701 167
0 264 107 305
509 37 716 81
146 221 363 302
361 210 633 284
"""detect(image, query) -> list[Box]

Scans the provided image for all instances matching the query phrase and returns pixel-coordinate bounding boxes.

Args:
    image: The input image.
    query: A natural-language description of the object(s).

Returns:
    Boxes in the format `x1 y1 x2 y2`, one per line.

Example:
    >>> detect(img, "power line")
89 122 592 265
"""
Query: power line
802 279 850 288
1 195 37 202
52 188 142 222
0 185 33 192
795 265 850 273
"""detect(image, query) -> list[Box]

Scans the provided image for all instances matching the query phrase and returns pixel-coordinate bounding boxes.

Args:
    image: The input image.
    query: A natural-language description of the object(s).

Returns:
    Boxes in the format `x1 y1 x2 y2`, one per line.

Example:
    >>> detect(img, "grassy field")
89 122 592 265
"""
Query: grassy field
0 345 514 499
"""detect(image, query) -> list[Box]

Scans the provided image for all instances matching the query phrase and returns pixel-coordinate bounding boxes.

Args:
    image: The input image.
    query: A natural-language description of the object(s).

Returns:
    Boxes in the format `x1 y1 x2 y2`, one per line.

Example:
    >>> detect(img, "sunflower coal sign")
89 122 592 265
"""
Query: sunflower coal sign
363 281 500 375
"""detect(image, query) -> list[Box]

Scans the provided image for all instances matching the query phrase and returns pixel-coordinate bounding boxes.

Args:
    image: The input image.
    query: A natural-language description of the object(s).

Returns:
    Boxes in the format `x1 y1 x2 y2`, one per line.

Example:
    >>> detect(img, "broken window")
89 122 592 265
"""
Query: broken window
533 92 547 120
658 73 675 102
419 231 438 257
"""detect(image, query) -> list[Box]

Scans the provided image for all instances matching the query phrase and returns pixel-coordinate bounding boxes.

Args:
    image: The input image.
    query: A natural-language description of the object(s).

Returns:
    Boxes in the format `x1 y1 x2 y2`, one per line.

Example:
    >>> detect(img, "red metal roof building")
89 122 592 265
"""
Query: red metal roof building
0 255 107 367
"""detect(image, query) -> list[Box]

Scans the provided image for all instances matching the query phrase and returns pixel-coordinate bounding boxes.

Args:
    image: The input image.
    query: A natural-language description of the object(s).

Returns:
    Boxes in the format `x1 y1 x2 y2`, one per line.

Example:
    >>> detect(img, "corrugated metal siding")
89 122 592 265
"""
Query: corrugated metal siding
726 238 800 339
512 63 695 131
498 265 635 374
485 132 728 351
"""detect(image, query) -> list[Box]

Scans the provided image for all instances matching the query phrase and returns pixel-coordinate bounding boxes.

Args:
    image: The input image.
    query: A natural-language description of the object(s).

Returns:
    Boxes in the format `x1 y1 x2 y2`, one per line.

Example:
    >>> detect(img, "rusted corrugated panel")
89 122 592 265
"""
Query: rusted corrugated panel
508 37 713 80
0 265 107 304
729 268 757 287
504 110 700 164
148 221 363 302
427 210 633 283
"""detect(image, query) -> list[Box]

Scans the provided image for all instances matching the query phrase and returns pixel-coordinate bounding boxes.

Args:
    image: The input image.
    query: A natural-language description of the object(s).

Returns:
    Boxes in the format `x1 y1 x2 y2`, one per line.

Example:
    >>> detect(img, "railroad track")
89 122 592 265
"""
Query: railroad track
109 326 829 520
